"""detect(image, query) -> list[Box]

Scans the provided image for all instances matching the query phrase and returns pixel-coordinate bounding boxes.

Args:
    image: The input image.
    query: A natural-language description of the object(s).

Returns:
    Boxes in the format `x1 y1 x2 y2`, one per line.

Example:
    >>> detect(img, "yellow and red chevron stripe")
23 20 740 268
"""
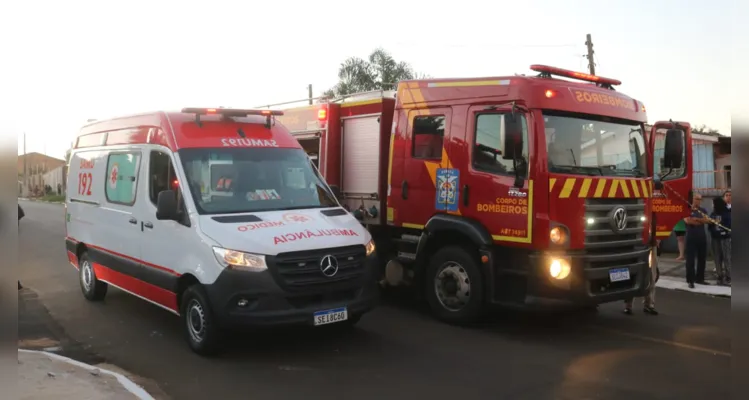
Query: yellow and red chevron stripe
549 177 652 199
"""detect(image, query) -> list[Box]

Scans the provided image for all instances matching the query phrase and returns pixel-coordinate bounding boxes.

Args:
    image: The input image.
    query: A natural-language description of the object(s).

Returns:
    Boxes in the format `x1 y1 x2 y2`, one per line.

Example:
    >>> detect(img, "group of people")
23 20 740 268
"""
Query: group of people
673 190 732 288
623 189 732 316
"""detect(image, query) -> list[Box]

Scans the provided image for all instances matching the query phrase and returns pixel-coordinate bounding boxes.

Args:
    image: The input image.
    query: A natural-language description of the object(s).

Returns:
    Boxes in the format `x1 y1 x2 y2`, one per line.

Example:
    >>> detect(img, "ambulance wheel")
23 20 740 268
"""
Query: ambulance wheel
425 246 485 325
79 252 108 301
181 284 223 357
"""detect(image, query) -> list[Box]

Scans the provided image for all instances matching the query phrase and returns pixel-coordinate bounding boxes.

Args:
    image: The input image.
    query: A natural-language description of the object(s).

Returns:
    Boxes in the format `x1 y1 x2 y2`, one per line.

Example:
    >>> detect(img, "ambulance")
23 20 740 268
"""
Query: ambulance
64 108 379 356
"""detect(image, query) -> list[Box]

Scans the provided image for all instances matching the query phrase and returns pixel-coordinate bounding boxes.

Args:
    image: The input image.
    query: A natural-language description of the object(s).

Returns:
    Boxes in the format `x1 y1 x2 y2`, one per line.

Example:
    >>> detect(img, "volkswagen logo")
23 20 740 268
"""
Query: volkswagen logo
610 207 628 232
319 255 339 277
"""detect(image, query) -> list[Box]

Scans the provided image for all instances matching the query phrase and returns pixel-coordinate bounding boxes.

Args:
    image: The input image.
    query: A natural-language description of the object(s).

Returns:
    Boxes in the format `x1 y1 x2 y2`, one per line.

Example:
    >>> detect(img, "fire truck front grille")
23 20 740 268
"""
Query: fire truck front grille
584 198 646 250
268 245 367 290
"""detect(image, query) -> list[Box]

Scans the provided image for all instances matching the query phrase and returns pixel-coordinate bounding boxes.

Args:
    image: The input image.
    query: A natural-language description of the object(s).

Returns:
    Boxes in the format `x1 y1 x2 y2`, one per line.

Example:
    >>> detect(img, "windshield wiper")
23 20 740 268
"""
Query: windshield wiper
552 164 603 176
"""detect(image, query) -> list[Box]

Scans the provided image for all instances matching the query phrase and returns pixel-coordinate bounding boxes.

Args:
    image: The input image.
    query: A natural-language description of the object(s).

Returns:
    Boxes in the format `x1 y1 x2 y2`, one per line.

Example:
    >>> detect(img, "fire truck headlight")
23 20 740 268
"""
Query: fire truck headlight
550 226 567 245
549 257 571 280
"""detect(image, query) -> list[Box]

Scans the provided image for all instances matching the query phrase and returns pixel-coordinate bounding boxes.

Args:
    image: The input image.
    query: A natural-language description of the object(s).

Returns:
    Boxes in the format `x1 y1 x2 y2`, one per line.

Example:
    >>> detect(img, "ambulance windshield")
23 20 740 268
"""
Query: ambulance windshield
543 112 646 177
178 148 338 215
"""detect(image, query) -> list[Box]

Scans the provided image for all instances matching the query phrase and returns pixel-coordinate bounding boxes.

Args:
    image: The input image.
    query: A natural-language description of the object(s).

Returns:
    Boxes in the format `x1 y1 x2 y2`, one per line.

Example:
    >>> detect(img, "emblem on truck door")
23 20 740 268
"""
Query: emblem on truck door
610 207 628 232
320 255 339 277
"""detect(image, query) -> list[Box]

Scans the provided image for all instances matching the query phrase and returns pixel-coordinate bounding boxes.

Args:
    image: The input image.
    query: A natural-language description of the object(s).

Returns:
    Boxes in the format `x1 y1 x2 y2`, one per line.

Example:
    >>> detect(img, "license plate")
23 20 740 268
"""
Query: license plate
609 268 631 282
313 307 348 326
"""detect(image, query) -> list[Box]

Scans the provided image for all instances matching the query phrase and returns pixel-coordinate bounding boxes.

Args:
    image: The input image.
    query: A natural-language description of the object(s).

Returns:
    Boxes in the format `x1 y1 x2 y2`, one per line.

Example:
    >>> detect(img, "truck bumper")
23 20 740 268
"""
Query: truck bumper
483 247 653 308
204 253 380 329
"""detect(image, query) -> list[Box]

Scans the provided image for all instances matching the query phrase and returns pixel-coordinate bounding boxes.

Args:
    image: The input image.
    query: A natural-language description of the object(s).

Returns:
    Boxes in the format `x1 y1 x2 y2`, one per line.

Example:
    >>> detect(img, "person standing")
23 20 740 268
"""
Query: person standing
673 219 686 261
718 191 731 285
684 193 710 288
623 240 659 315
708 197 729 285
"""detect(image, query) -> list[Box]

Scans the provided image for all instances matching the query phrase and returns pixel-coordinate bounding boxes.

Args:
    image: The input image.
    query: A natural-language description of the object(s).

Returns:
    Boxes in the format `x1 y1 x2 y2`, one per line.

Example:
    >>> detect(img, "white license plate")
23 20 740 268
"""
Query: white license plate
313 307 348 326
609 268 631 282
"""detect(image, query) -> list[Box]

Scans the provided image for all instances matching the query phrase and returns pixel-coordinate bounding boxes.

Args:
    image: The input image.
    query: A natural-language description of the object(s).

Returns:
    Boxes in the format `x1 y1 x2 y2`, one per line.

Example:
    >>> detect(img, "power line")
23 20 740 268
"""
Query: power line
393 42 578 49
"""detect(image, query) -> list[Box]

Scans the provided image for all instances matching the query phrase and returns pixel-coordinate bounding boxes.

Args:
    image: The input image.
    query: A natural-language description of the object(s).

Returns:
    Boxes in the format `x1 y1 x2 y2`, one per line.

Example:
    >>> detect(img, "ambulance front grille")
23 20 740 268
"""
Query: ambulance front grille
269 245 367 289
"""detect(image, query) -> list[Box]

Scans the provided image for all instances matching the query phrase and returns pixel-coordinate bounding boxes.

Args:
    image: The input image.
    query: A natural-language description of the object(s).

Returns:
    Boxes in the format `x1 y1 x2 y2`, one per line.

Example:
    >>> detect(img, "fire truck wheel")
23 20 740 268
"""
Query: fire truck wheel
425 246 485 325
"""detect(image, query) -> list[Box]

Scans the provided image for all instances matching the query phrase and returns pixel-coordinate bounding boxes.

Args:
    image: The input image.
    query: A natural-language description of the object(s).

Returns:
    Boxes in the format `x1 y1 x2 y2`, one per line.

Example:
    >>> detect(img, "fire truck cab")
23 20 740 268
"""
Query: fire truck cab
277 65 687 324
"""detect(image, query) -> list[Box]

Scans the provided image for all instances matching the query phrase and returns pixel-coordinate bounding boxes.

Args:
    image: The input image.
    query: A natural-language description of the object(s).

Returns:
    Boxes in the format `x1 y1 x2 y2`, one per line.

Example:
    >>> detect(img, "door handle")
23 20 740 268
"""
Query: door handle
143 222 154 229
129 217 138 225
401 180 408 200
462 185 469 206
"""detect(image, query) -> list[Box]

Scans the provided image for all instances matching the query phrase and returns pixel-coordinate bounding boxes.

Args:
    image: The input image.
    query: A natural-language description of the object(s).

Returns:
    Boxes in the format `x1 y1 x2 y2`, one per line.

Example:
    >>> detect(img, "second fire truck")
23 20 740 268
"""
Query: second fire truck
272 65 686 324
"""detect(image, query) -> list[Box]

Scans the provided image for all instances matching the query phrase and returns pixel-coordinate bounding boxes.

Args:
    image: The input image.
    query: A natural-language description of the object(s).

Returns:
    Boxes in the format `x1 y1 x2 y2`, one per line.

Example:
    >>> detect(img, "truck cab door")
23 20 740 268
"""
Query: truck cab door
394 108 453 227
649 120 692 239
461 106 533 245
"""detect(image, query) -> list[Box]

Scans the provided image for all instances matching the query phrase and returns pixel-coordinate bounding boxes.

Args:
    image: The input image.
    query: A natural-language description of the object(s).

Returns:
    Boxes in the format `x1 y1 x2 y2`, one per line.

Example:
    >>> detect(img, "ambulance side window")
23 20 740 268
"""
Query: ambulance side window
149 151 182 210
105 151 142 206
412 115 445 160
473 113 529 178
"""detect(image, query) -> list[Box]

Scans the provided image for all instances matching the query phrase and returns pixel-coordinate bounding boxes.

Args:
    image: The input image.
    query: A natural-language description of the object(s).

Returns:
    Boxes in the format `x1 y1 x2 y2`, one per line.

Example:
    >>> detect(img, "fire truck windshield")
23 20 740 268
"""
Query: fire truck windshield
543 113 646 177
178 148 338 215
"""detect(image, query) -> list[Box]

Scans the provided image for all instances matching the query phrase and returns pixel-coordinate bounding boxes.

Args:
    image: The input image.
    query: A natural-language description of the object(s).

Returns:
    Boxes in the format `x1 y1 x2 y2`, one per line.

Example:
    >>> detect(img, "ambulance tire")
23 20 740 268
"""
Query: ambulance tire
425 246 485 325
181 284 223 357
79 252 108 301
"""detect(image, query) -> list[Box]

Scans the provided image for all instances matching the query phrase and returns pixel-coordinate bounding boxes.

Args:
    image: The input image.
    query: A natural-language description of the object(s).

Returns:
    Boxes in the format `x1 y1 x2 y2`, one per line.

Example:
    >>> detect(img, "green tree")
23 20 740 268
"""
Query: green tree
692 124 720 136
322 48 428 100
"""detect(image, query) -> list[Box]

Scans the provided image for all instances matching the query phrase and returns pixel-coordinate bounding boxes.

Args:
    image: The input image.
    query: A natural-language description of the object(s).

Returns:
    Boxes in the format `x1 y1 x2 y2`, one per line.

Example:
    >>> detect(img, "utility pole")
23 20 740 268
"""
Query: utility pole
308 84 313 105
585 34 596 75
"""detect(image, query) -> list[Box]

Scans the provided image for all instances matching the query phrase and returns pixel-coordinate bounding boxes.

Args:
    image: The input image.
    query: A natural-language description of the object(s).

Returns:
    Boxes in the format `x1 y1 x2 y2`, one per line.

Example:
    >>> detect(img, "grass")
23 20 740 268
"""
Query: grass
38 194 65 203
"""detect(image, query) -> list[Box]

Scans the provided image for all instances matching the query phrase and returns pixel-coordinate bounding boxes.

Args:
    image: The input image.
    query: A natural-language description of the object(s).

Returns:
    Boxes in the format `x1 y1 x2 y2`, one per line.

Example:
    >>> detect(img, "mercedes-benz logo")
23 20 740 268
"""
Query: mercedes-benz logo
319 255 339 277
610 207 628 232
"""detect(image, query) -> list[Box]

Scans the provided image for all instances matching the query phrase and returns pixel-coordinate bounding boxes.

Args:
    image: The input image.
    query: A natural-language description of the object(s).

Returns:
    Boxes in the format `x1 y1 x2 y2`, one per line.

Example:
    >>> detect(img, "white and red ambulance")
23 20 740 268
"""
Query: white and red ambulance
65 108 378 356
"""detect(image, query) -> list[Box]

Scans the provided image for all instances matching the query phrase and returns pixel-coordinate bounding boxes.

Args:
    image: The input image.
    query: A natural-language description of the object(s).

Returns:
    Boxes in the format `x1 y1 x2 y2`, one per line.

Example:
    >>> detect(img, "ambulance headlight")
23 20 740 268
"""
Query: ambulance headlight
365 239 376 256
213 247 267 271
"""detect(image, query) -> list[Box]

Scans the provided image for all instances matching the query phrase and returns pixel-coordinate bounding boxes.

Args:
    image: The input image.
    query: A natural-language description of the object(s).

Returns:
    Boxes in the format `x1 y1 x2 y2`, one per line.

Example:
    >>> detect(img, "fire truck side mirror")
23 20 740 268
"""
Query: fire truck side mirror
502 116 524 161
663 129 684 169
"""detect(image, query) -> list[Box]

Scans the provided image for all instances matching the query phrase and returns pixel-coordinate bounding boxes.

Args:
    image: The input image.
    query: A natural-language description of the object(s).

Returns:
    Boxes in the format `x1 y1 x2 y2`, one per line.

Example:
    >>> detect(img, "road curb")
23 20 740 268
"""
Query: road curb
656 276 731 298
18 349 155 400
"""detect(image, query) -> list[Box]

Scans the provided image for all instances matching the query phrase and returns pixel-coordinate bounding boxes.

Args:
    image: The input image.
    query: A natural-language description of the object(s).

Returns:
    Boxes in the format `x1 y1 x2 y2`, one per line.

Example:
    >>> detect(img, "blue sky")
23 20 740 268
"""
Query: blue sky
2 0 732 159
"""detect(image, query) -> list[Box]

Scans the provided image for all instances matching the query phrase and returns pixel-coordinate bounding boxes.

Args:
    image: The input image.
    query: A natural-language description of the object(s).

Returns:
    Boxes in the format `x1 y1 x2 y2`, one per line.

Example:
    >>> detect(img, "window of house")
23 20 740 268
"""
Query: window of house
105 152 141 206
473 113 529 177
412 115 445 159
725 165 731 188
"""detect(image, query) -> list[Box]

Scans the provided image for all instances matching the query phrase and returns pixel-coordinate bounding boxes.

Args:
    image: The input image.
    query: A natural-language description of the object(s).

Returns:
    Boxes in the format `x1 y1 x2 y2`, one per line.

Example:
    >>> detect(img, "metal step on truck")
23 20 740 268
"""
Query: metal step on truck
264 64 687 324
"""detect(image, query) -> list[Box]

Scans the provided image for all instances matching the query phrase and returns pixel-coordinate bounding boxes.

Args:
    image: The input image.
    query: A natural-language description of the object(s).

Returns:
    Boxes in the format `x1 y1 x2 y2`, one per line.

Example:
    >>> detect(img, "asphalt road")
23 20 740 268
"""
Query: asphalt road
18 200 731 400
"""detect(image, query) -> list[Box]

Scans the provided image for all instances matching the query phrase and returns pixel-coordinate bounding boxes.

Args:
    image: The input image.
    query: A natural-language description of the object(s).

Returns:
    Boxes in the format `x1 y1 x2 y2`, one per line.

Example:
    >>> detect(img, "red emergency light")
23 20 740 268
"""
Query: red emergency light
182 107 284 128
530 65 622 87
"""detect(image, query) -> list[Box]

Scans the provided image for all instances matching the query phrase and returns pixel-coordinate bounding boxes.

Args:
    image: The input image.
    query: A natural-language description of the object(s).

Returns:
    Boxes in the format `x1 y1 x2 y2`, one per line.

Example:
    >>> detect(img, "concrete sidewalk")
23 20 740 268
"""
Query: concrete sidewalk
19 349 154 400
657 254 731 297
19 287 164 399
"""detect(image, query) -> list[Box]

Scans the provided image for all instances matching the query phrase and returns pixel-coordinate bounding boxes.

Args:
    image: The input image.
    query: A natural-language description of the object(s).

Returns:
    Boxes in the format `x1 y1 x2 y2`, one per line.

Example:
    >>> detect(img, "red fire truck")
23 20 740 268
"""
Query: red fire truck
648 121 694 239
271 64 686 324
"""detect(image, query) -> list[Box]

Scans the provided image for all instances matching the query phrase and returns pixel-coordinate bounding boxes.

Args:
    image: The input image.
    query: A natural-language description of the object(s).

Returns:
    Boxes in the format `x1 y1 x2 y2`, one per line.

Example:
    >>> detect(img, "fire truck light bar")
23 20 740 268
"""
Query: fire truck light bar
530 65 622 86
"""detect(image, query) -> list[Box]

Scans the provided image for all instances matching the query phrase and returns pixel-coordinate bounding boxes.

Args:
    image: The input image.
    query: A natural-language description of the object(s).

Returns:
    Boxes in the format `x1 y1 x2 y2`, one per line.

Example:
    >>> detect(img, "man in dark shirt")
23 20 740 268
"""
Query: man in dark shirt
684 193 710 288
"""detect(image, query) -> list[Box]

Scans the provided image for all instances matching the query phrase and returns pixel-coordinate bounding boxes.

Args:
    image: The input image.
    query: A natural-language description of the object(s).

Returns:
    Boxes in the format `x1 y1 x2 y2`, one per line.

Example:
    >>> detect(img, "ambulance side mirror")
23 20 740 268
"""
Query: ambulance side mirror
156 190 179 221
663 129 684 169
328 185 343 202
